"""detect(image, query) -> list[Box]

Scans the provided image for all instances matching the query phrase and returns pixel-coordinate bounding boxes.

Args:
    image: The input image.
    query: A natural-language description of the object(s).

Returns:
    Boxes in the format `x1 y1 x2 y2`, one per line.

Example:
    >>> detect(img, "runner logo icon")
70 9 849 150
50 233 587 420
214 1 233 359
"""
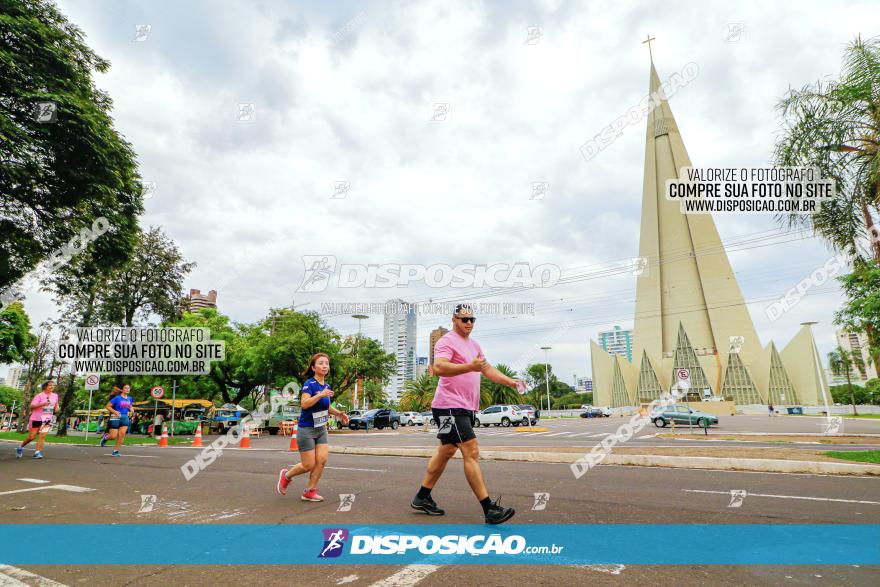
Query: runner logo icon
319 528 349 558
437 416 454 434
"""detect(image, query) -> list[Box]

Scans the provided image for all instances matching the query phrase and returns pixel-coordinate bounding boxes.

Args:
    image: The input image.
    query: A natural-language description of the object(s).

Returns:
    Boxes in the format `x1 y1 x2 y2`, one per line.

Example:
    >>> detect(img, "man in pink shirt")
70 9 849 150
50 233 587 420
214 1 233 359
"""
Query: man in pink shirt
411 304 524 524
16 380 59 459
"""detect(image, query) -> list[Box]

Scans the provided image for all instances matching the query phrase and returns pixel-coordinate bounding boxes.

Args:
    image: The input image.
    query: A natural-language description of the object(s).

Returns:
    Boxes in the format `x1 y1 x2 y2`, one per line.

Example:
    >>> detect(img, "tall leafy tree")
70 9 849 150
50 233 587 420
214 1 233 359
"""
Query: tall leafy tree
773 35 880 263
0 0 143 290
97 227 195 327
828 347 860 415
361 379 388 409
47 246 120 435
835 260 880 375
16 321 53 432
0 300 34 364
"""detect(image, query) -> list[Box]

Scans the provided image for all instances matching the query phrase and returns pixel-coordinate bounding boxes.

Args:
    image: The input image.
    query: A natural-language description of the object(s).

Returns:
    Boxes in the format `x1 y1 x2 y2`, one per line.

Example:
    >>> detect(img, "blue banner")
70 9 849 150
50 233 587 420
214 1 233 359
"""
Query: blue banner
0 525 876 565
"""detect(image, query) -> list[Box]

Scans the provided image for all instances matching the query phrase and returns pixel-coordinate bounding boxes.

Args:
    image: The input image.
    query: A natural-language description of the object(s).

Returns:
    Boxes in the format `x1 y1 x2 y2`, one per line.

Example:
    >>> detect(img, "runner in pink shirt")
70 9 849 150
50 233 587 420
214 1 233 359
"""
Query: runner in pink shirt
411 304 525 524
16 380 59 459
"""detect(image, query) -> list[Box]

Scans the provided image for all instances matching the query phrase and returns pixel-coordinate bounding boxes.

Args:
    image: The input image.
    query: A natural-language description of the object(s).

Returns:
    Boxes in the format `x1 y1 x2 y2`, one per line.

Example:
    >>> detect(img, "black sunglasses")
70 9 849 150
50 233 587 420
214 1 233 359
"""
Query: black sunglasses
456 316 476 323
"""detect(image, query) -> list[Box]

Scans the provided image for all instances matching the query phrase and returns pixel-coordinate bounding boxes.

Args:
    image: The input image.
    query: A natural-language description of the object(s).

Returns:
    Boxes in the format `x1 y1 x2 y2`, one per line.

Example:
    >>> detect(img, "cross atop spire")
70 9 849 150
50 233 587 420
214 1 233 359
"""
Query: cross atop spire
642 34 656 63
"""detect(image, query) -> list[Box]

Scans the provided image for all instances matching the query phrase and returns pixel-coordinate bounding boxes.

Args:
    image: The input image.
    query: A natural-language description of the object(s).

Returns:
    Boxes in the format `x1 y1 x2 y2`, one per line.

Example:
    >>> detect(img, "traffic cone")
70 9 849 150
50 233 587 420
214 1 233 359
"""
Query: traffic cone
239 423 251 449
288 421 298 451
192 423 203 447
158 424 169 447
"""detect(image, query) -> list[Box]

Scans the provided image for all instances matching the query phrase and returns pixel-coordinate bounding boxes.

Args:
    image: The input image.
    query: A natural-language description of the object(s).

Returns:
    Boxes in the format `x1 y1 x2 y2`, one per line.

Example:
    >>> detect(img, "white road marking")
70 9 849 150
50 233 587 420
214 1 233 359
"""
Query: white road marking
0 484 95 497
16 479 50 484
326 466 388 473
370 565 439 587
0 571 27 586
0 565 68 586
102 453 157 458
573 564 626 575
682 489 880 505
543 432 572 437
567 432 599 438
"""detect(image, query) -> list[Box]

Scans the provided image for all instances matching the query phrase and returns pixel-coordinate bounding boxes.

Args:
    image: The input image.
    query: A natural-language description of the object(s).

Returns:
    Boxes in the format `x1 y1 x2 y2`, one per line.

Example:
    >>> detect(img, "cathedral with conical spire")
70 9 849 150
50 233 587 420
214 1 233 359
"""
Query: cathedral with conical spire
591 49 830 408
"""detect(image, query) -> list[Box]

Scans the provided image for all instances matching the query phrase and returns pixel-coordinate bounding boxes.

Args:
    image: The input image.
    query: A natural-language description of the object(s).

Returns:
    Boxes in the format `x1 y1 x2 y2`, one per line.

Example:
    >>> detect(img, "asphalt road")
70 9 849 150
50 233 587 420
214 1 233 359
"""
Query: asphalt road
322 415 880 451
1 439 879 586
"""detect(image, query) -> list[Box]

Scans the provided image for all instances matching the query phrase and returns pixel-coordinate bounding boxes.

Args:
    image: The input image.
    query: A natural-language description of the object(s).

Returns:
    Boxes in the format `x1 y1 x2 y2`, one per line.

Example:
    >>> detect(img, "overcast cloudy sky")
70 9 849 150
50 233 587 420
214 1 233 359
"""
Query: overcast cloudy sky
7 0 878 384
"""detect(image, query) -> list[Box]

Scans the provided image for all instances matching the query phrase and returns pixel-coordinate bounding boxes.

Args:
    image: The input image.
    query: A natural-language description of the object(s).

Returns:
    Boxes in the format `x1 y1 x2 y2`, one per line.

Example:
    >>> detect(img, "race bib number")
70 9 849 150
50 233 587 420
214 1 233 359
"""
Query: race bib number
312 410 329 427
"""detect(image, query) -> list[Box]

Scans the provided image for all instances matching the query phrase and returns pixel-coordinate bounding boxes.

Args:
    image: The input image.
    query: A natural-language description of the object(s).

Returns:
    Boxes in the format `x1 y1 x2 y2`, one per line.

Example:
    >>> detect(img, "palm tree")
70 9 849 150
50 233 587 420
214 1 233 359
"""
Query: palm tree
400 374 437 412
828 347 860 415
479 363 522 409
774 35 880 263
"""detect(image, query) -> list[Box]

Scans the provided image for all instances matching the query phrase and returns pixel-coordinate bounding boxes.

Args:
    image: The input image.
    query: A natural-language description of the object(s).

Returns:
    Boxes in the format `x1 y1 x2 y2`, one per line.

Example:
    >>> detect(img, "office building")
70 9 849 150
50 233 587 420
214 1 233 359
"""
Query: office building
383 299 417 402
429 326 449 365
599 326 633 363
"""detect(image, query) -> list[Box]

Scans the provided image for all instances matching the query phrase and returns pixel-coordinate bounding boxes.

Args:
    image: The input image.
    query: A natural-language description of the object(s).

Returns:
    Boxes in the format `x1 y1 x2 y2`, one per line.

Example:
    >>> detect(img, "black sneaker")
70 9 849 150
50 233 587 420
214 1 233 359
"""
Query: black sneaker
484 497 515 525
411 495 445 516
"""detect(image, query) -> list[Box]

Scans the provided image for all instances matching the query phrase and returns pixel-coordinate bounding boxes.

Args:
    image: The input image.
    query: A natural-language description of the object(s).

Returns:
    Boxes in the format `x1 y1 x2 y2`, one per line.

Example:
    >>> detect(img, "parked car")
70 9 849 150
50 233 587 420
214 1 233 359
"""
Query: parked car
515 404 539 425
399 412 422 426
475 405 529 427
348 408 401 430
651 404 718 428
421 411 434 426
332 410 362 429
579 408 609 418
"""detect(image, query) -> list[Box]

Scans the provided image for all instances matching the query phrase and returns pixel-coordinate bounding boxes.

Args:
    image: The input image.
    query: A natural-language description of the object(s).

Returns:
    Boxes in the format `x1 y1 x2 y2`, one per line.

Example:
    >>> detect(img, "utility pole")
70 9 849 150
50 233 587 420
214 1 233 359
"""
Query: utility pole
352 315 369 410
541 346 552 413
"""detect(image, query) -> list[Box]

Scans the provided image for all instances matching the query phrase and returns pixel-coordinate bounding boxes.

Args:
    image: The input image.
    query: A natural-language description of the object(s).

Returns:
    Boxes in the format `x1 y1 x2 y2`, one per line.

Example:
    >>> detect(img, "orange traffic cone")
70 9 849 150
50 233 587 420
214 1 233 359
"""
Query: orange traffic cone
158 424 169 447
192 423 203 447
239 423 251 449
288 421 298 451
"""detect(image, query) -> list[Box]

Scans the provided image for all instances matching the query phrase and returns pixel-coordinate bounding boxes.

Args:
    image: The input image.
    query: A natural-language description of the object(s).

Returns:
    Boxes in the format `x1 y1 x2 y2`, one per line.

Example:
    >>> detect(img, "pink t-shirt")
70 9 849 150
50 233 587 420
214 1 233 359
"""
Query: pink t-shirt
30 392 59 422
431 331 485 411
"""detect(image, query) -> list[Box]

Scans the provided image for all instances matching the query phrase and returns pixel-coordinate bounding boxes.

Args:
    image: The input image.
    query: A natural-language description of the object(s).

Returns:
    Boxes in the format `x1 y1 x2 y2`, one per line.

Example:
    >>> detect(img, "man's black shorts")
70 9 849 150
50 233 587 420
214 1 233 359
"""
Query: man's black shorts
432 408 477 445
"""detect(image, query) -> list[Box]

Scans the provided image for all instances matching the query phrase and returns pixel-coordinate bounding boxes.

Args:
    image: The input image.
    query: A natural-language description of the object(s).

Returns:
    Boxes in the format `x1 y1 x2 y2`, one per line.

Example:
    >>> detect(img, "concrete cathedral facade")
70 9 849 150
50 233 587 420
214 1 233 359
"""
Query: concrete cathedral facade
591 60 831 408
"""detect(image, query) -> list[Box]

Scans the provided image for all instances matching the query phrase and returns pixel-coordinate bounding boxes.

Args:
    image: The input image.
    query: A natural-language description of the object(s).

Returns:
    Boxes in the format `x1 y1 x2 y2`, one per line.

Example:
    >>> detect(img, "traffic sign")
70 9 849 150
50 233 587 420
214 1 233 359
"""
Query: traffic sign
676 368 690 381
85 373 100 391
150 386 165 399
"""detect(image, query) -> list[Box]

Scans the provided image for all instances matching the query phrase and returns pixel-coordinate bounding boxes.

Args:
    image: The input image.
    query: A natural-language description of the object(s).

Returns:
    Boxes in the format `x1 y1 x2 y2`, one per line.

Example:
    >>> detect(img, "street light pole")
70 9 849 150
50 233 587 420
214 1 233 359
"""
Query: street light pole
352 315 369 411
541 346 552 413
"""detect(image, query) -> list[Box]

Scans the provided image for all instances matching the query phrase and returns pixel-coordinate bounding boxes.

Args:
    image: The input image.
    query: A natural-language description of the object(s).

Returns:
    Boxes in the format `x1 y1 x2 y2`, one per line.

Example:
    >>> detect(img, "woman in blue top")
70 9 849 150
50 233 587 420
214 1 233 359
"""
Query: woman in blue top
102 384 134 456
277 353 349 502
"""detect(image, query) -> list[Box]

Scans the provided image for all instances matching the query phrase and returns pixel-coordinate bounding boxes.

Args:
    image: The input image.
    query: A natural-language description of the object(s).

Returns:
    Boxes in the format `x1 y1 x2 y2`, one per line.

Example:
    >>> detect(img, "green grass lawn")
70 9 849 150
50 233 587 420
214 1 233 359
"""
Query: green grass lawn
0 431 192 446
847 414 880 419
824 450 880 464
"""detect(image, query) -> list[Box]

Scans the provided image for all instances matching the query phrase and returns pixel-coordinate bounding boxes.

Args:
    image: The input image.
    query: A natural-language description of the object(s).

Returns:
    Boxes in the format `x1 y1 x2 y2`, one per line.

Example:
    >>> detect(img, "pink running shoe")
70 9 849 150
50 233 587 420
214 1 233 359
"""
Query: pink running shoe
301 487 324 502
277 469 290 496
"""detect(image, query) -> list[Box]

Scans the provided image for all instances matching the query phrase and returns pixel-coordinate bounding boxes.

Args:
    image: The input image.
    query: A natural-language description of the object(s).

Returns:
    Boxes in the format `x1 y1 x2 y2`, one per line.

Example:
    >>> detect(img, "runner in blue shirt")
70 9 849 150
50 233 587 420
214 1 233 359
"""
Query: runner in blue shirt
102 384 134 456
277 353 349 502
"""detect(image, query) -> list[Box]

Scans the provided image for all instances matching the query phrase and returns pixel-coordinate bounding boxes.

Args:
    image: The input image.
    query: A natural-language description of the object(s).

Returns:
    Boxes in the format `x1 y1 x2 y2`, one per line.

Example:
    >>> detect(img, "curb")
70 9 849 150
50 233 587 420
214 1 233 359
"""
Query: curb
328 446 880 476
0 438 187 448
